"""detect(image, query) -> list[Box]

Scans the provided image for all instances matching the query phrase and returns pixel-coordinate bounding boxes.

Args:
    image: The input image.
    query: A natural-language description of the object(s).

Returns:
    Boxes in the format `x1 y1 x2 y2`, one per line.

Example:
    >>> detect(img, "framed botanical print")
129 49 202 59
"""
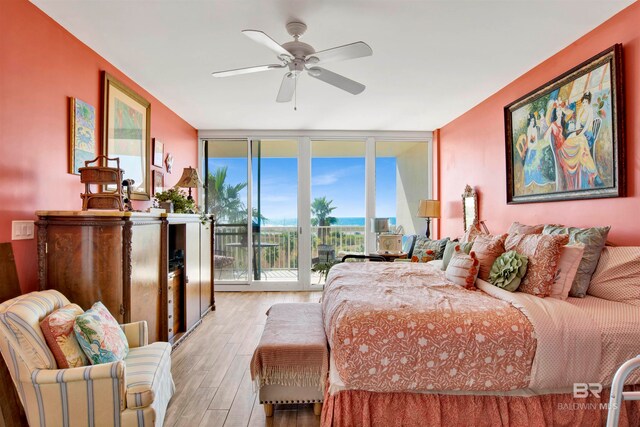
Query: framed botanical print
69 98 96 175
102 72 151 200
153 170 164 196
505 44 625 204
153 138 164 167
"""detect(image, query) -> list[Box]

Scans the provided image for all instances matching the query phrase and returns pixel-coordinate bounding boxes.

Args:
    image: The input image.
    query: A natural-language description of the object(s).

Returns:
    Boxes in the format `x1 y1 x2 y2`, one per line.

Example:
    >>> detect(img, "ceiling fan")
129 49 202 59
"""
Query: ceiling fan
212 22 373 104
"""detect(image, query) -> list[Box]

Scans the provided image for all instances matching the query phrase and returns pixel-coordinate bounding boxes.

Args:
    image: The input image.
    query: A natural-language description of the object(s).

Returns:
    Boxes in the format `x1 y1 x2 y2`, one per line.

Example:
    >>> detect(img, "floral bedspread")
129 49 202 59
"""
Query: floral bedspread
322 262 537 392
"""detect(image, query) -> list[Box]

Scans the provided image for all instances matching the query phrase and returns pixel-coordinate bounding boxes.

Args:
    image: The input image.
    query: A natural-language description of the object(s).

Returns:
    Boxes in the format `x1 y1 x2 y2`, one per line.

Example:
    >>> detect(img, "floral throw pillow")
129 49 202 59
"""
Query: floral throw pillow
505 233 570 297
413 237 450 260
40 304 89 369
489 251 529 292
74 302 129 365
411 248 435 263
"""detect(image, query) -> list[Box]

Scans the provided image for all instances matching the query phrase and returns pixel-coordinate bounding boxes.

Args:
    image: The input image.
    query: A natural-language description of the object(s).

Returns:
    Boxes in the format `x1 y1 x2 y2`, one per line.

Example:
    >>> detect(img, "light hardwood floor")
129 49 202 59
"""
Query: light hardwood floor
166 291 323 427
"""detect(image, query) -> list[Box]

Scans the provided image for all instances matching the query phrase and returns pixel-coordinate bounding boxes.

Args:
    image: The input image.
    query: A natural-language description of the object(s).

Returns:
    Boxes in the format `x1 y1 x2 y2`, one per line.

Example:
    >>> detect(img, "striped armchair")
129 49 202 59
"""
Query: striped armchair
0 290 175 426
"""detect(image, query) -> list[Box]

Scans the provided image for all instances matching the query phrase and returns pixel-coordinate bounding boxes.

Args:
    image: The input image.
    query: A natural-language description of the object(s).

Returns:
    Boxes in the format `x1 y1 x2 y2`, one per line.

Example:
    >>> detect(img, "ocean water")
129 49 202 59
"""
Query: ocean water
263 217 396 227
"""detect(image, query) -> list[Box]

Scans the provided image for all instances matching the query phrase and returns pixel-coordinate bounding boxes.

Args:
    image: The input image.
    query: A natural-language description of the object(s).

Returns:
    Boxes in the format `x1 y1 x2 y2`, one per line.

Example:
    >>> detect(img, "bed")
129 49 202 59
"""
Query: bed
320 261 640 426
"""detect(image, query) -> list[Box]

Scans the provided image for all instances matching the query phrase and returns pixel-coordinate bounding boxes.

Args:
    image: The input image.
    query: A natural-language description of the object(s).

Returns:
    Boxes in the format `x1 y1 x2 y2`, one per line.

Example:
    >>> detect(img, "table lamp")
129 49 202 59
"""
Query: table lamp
176 166 202 201
417 199 440 238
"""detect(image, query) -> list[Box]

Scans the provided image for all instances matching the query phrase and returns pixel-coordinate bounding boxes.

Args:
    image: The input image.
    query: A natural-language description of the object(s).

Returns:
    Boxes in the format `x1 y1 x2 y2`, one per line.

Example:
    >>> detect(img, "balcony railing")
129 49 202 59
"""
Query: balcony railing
214 223 365 274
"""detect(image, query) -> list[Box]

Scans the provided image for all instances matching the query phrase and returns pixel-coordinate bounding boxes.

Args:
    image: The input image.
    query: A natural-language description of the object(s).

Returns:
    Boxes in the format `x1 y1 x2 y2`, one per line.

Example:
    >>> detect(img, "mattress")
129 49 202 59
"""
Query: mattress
567 295 640 385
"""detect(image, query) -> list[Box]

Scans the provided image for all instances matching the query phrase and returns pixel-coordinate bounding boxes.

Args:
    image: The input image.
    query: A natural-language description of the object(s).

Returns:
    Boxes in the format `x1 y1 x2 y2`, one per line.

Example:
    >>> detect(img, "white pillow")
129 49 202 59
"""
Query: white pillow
587 247 640 306
548 245 585 300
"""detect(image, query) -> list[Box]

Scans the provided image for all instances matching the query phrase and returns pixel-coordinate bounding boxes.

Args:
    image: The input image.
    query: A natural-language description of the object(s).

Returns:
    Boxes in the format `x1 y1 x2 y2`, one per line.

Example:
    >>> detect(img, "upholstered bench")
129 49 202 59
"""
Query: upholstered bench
250 303 328 417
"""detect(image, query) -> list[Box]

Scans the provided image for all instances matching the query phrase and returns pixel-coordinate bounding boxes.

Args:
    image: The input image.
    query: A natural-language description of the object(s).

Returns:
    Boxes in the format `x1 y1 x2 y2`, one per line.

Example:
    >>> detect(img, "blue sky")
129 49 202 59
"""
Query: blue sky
207 156 397 223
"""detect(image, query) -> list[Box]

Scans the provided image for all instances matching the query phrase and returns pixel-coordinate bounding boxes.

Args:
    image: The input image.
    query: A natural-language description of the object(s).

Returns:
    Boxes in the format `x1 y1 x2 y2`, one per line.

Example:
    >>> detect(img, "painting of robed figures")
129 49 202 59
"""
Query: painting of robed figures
505 44 625 204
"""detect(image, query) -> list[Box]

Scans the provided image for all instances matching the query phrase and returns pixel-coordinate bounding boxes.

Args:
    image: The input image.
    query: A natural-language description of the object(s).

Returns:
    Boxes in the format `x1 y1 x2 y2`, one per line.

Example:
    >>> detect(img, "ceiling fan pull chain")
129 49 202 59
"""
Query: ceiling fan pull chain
294 77 298 111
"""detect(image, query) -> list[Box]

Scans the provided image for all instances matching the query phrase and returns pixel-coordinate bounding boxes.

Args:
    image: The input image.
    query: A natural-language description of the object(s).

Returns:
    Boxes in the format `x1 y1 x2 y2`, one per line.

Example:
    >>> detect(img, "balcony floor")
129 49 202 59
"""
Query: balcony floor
215 268 326 284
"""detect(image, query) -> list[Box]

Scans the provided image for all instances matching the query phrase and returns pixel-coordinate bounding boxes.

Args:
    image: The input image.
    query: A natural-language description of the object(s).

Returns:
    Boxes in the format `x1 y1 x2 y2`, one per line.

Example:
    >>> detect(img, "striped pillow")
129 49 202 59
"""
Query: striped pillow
445 246 479 290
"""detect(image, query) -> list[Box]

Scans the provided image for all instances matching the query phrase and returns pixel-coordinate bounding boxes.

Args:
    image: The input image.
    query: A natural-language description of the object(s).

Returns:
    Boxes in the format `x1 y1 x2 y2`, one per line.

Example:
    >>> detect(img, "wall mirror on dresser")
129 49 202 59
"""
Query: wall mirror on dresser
36 211 215 347
462 185 479 232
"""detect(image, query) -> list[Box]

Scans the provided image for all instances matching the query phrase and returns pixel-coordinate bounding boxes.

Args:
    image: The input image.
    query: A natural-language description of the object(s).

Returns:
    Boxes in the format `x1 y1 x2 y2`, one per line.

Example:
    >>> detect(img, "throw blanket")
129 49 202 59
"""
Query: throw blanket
250 303 329 390
322 262 537 393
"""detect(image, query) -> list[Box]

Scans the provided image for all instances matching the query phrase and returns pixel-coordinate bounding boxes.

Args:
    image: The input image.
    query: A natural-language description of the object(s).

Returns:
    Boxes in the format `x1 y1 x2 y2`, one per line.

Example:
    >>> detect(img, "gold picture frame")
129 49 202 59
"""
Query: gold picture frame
102 72 151 200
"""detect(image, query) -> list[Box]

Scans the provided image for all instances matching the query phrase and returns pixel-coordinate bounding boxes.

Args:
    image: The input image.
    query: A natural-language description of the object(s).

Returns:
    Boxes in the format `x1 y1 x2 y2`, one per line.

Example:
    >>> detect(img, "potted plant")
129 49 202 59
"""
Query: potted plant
154 188 210 224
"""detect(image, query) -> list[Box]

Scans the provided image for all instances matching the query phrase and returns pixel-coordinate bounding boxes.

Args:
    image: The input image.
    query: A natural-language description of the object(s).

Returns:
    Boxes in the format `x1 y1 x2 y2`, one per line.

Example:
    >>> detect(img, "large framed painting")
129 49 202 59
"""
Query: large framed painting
505 44 625 204
102 72 151 200
69 98 96 175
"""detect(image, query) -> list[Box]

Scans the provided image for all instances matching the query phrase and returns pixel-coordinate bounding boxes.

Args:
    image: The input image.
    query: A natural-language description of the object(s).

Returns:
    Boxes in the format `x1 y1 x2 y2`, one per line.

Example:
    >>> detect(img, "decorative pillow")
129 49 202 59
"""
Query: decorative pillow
413 236 450 260
74 302 129 365
40 304 89 369
588 247 640 306
488 251 529 292
549 245 585 300
445 246 479 289
505 233 569 297
508 222 544 235
543 225 610 297
472 234 508 281
441 240 473 270
411 249 435 263
460 224 484 244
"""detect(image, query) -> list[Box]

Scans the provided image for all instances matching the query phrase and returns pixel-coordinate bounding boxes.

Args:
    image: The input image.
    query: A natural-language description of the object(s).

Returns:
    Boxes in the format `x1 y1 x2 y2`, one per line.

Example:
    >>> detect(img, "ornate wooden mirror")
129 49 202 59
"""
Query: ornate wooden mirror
462 185 479 232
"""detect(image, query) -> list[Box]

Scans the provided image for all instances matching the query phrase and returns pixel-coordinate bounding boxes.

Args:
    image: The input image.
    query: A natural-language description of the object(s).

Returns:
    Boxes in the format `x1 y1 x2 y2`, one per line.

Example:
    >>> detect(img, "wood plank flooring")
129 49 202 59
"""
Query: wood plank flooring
166 291 323 427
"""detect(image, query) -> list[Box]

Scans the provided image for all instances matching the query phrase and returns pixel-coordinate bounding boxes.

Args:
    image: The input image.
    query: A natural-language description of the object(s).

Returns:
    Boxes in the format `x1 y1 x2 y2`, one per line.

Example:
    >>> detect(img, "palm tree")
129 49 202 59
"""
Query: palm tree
206 167 247 223
311 196 337 244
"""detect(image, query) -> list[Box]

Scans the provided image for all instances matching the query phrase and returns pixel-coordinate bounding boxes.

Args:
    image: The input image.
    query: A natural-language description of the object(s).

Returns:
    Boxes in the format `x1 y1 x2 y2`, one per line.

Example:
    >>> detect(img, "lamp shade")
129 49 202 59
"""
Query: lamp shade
417 200 441 218
176 166 202 189
371 218 390 233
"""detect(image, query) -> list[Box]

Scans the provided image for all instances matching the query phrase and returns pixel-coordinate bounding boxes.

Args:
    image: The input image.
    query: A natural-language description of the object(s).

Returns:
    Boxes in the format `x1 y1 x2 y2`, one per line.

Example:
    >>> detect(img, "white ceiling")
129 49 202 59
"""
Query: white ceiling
32 0 633 131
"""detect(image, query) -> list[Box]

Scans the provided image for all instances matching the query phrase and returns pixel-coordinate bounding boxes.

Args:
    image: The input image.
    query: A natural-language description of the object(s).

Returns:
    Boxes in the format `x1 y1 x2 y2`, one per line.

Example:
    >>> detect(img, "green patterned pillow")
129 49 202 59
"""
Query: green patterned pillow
74 302 129 365
441 240 473 270
414 237 450 260
488 250 529 292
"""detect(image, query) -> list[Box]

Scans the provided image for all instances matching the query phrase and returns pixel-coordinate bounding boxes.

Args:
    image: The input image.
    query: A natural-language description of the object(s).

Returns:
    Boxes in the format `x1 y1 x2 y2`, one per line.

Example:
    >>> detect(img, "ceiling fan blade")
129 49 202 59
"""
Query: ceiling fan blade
212 64 284 78
308 42 372 65
242 30 292 59
276 73 296 103
307 67 365 95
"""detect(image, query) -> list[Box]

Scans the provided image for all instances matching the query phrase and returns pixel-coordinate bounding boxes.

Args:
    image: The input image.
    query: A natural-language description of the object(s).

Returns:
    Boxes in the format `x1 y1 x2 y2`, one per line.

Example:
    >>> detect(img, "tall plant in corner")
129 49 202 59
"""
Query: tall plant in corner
311 196 337 245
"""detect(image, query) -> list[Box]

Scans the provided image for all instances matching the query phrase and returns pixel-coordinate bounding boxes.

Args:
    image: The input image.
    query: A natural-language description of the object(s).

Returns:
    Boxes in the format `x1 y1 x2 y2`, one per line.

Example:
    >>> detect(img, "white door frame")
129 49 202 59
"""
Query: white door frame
199 131 433 291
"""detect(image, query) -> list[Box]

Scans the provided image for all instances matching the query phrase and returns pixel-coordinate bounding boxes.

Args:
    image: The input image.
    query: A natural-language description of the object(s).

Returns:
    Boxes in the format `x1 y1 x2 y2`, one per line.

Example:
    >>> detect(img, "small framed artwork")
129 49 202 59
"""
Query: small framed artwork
153 170 164 195
153 138 164 167
165 152 174 174
69 98 97 175
505 44 625 204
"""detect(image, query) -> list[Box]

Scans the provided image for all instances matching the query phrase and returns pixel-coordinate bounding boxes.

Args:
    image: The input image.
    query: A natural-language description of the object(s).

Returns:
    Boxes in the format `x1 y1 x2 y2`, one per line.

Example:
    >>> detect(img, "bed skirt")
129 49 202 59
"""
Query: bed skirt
321 385 640 427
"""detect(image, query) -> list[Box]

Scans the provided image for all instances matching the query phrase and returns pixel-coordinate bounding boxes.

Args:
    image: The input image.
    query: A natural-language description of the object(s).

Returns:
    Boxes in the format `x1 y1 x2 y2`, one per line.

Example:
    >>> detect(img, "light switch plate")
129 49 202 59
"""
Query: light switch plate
12 220 35 240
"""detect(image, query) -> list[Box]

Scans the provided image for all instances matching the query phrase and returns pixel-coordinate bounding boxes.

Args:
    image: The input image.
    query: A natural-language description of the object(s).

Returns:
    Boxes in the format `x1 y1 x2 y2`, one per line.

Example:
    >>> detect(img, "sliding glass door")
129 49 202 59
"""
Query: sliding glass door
203 137 430 290
310 140 366 285
204 140 250 283
251 139 299 282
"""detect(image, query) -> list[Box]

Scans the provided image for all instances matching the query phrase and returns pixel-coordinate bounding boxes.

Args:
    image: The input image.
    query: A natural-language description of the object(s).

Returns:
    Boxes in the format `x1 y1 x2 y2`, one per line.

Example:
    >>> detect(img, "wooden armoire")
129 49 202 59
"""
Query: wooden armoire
36 211 214 345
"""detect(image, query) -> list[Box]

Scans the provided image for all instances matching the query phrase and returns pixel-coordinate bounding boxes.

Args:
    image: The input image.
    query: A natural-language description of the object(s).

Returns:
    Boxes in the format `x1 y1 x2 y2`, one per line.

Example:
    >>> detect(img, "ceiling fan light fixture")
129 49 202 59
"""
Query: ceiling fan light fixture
307 67 322 77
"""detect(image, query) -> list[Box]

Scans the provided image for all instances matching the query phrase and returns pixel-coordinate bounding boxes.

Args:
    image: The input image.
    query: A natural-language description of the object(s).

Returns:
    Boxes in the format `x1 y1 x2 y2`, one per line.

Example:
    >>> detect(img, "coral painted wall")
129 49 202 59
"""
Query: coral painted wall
0 0 198 292
438 2 639 245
